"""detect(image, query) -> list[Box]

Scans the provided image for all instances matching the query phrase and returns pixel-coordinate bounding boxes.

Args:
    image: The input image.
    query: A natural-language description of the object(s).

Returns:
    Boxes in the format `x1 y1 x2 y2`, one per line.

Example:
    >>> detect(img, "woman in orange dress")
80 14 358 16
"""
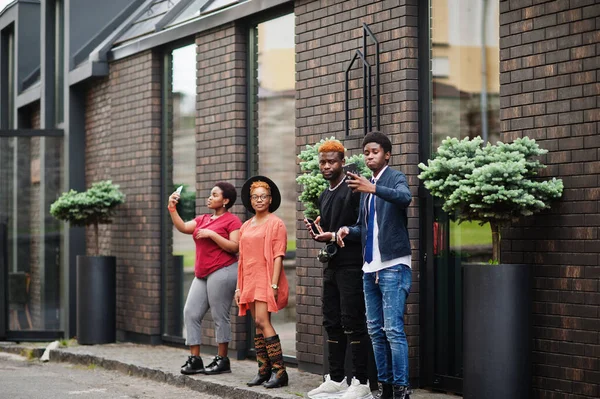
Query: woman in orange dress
234 175 289 389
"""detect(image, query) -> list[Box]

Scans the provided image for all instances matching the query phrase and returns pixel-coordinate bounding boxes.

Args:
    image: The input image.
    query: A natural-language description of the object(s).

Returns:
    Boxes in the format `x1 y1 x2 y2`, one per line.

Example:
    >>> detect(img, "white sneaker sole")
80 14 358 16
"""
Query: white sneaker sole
308 391 348 399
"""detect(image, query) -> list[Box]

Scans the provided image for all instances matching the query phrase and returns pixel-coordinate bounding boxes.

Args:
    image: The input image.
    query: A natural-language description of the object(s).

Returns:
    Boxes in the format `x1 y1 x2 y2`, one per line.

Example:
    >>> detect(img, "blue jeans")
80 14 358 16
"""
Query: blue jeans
363 264 411 386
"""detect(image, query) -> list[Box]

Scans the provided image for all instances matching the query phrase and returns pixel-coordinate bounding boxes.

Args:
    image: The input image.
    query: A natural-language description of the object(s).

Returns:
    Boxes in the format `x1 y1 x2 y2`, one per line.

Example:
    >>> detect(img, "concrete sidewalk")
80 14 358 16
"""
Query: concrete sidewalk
0 342 458 399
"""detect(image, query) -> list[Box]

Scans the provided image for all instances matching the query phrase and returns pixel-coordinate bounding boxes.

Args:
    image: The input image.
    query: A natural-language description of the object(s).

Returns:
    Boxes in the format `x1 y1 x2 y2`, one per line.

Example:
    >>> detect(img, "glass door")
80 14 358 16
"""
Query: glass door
421 0 499 393
0 132 64 340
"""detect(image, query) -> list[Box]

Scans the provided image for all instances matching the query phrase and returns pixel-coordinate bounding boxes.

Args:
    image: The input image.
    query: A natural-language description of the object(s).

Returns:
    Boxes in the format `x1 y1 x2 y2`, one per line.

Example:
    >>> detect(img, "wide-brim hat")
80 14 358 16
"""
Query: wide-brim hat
241 175 281 214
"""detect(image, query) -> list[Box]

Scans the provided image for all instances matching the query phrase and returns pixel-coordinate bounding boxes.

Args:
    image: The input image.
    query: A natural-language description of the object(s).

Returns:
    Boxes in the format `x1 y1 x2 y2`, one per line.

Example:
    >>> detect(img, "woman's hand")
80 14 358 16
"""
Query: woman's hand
272 287 278 302
234 289 240 306
168 191 180 209
195 229 215 240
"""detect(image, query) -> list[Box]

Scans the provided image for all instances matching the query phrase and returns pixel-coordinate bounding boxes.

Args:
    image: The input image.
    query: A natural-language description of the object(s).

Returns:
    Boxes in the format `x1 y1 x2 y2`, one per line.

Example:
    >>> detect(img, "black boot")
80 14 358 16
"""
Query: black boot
263 335 289 389
180 355 205 375
247 334 271 386
393 385 410 399
374 382 393 399
204 355 231 374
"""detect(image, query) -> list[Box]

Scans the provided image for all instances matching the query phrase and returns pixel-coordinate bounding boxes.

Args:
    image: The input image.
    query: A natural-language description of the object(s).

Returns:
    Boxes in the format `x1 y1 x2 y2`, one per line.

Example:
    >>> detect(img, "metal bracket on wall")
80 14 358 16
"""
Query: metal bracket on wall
345 23 381 136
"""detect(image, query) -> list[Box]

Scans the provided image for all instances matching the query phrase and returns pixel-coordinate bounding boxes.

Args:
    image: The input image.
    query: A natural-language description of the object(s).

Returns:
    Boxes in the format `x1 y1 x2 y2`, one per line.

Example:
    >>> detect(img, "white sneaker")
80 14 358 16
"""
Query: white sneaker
340 378 373 399
308 375 348 399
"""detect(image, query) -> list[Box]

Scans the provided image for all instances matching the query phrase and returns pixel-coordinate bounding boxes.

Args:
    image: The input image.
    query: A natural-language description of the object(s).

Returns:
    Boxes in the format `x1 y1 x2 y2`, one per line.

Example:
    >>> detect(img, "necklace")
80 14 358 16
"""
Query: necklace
328 176 346 191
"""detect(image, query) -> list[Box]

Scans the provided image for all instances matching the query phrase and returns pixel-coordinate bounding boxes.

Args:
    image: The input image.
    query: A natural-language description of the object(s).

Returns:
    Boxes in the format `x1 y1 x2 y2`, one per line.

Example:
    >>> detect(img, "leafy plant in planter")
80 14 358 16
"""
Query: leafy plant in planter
297 137 371 219
50 180 125 256
418 136 563 263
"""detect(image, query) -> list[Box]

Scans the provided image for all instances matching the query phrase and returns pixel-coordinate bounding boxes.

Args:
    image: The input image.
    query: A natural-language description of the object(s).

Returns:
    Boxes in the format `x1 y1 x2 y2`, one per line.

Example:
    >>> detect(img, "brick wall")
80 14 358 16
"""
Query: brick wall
85 77 112 256
195 23 249 353
84 51 163 339
499 1 599 397
294 0 421 381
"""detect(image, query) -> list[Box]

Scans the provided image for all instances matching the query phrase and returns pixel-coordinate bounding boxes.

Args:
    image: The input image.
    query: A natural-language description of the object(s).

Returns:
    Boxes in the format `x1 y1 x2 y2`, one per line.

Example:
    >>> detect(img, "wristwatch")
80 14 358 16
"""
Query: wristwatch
271 284 279 290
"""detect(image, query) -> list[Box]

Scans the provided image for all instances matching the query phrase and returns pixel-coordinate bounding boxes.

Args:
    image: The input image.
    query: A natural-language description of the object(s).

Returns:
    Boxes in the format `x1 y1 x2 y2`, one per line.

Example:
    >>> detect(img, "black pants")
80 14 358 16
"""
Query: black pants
323 266 370 384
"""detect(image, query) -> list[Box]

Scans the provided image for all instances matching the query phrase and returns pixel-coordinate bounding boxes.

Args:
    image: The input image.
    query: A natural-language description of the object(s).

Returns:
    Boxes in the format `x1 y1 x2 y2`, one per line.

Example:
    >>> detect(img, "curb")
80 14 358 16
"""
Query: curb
0 345 290 399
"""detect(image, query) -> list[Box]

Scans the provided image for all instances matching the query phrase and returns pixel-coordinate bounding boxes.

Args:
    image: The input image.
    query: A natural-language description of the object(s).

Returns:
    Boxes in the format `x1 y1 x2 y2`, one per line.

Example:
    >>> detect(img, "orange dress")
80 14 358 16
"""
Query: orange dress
237 214 289 316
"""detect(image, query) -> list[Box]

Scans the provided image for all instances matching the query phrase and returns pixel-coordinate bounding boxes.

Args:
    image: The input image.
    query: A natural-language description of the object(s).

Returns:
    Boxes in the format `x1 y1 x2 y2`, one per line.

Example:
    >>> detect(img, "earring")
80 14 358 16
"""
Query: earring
223 204 226 208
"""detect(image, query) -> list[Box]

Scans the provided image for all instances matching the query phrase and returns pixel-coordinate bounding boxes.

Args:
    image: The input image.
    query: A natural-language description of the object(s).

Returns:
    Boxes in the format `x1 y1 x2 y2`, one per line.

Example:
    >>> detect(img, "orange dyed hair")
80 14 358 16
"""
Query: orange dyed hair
250 180 271 194
318 140 345 155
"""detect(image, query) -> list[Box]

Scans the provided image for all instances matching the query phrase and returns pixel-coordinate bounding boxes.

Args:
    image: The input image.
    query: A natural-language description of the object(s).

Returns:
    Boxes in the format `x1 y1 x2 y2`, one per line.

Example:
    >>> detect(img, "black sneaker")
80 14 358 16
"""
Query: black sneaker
204 355 231 375
181 355 205 375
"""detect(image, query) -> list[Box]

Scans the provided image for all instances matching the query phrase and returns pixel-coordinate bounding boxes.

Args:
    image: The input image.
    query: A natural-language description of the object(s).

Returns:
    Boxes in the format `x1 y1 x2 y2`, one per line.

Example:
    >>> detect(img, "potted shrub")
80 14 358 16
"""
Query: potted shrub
418 136 563 399
50 180 125 344
297 137 371 219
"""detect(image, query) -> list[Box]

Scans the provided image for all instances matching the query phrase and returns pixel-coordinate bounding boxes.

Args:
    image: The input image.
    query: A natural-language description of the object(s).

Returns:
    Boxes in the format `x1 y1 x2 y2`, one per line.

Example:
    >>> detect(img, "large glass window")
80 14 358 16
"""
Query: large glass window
163 44 197 338
429 0 499 386
0 133 63 332
249 13 296 357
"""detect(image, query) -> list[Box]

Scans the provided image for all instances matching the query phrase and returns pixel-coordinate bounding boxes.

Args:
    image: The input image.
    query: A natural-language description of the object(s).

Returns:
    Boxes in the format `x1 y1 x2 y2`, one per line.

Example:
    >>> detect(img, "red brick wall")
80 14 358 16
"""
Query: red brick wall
195 23 249 352
294 0 421 380
499 1 600 397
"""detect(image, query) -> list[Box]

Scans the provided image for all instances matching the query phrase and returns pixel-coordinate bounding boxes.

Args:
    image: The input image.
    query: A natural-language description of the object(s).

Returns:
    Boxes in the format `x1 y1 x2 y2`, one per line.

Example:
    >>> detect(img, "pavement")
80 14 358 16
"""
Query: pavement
0 341 459 399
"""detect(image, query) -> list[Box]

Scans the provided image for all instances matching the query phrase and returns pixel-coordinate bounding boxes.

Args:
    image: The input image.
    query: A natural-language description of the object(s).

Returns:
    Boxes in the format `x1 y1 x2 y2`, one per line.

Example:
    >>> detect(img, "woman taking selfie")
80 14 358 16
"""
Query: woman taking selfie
168 182 242 376
235 176 289 389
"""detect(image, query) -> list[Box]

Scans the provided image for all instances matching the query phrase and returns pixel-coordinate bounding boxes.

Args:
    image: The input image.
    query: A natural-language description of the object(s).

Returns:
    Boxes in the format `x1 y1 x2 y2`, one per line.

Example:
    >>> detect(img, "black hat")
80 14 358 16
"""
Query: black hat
241 175 281 214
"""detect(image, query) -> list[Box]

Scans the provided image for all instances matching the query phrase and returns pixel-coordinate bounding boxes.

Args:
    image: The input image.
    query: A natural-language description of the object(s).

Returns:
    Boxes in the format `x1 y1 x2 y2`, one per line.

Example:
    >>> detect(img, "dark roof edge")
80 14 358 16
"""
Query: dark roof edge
71 0 147 68
68 60 109 86
88 0 156 64
110 0 291 61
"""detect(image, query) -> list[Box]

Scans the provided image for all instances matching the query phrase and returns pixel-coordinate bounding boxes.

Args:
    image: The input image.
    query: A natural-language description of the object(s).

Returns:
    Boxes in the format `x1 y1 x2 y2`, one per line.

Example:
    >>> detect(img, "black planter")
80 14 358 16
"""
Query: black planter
76 255 116 345
463 263 531 399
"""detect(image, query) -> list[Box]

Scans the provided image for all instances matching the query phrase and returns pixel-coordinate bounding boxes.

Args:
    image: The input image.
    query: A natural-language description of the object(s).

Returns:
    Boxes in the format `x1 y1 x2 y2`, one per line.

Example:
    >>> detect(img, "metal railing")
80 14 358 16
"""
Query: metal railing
345 23 380 136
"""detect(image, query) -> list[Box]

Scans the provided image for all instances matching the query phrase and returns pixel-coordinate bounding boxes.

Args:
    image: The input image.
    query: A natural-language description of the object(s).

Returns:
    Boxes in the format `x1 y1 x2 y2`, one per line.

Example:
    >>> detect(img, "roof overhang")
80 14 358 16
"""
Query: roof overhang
110 0 291 61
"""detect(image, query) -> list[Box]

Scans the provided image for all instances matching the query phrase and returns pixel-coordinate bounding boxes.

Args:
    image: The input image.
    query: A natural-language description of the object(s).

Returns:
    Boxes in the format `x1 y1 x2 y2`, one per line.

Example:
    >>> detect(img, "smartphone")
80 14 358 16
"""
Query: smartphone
306 218 320 235
343 163 359 179
175 185 183 196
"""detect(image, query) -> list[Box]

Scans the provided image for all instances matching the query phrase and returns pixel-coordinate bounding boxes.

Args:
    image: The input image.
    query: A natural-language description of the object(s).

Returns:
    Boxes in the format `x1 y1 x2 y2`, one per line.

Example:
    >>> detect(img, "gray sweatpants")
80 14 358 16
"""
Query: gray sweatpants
183 262 238 346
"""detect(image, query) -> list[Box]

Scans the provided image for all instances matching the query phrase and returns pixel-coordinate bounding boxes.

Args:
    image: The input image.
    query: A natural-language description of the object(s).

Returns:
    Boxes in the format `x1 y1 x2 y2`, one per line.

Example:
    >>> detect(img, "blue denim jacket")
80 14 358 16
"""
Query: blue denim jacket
347 166 412 261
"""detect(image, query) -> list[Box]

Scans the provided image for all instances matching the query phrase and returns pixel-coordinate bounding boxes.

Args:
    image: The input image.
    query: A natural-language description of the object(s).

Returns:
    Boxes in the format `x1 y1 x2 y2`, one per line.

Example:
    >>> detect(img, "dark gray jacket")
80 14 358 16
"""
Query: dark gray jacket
347 166 412 262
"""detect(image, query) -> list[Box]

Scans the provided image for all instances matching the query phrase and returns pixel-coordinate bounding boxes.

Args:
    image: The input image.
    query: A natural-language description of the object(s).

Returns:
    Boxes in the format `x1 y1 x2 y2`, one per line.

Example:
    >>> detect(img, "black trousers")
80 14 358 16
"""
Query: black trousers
323 265 371 384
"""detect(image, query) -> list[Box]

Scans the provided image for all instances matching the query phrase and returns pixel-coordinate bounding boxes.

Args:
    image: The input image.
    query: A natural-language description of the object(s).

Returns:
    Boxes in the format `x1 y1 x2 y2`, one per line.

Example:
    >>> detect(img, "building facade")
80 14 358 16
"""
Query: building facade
0 0 598 397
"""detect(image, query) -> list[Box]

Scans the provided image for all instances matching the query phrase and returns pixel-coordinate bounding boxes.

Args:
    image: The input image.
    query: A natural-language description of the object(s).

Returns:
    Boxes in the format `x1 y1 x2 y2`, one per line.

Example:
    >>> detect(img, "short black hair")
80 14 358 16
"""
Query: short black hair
214 182 237 209
362 131 392 154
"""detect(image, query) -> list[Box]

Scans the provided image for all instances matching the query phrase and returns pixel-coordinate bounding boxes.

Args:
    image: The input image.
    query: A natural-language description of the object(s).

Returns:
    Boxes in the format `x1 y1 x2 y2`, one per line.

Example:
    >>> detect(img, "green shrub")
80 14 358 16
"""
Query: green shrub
297 137 371 219
50 181 125 255
418 136 563 263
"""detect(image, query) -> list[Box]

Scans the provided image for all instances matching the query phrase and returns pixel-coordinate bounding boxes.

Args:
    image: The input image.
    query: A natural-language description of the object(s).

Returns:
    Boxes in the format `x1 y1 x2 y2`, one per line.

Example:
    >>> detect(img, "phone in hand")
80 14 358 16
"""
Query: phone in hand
175 185 183 196
342 163 359 179
306 218 320 235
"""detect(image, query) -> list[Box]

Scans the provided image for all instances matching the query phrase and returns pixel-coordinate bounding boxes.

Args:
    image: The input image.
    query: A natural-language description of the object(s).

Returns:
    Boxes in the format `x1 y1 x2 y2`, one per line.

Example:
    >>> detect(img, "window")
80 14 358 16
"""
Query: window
248 13 296 357
162 44 197 338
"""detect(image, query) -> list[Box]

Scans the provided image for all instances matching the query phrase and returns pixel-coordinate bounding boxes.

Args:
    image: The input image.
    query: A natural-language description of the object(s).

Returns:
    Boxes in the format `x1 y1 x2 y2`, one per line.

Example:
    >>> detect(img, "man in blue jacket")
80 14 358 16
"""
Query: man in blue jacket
337 131 412 399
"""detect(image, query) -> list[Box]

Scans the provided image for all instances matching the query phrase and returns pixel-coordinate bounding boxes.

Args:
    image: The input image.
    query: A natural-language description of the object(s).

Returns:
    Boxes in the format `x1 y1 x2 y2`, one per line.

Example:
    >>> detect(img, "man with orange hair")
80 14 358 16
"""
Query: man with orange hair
305 139 373 399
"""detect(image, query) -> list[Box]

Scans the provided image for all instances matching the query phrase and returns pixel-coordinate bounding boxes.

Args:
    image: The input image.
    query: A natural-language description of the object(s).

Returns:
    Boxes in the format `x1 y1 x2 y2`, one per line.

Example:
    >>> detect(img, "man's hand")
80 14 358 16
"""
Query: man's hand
346 172 376 193
336 226 350 248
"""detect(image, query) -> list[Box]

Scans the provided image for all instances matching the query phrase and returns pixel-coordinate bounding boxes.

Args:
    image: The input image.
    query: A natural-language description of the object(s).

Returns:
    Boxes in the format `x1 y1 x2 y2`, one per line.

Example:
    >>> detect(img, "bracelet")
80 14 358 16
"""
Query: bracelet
168 206 177 212
234 289 240 293
330 232 337 243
